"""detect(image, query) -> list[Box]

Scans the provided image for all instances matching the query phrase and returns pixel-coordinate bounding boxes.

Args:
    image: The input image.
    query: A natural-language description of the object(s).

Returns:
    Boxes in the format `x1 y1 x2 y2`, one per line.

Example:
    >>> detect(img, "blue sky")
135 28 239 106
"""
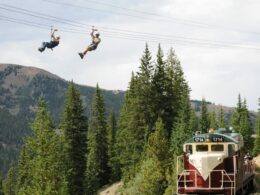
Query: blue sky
1 0 260 111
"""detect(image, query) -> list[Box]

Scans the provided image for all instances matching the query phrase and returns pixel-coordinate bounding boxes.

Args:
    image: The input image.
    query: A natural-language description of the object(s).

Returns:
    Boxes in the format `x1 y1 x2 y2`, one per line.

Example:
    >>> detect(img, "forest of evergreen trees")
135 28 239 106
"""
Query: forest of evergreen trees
1 44 259 195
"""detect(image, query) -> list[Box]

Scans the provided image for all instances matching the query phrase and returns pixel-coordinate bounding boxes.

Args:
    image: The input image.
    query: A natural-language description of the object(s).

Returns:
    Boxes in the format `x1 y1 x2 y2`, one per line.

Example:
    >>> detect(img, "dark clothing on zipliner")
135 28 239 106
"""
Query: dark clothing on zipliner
39 41 59 51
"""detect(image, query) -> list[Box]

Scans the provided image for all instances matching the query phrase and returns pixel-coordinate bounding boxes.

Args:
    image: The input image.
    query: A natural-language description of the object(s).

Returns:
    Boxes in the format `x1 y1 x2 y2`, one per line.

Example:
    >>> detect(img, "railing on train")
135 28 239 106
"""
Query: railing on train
176 155 237 195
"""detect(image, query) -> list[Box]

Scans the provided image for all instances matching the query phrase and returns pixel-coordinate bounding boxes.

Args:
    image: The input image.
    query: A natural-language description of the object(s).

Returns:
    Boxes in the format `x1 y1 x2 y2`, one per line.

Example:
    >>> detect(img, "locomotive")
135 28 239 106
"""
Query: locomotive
177 128 255 195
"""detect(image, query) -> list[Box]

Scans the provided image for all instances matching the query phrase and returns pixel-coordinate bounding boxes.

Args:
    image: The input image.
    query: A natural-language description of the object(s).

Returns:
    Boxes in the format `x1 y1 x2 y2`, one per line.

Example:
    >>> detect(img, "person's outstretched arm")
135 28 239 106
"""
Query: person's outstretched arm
52 29 58 40
90 29 96 39
90 27 98 38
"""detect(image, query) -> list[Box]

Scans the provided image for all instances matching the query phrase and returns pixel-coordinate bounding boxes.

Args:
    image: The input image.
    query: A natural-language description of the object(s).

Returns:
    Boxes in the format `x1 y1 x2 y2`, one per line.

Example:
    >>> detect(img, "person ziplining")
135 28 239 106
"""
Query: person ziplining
78 27 101 59
38 28 60 52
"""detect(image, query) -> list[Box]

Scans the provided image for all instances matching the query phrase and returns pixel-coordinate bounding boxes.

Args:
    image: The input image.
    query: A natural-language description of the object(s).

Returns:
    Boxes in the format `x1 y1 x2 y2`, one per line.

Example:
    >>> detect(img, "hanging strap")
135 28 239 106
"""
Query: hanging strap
50 26 53 41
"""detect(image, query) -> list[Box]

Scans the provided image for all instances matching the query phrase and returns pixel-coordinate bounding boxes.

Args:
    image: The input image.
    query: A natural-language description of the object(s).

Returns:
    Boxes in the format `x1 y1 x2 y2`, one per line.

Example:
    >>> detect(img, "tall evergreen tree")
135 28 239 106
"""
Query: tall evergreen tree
166 49 190 124
171 96 192 156
107 112 120 182
230 95 253 151
3 163 16 195
136 43 154 140
15 146 32 194
240 99 253 152
217 106 226 128
230 94 243 131
165 49 192 194
123 118 170 195
115 73 147 180
189 108 199 132
151 45 173 136
209 111 218 129
253 98 260 156
115 46 156 181
0 174 3 195
15 98 66 194
86 85 109 194
200 98 210 133
61 82 88 195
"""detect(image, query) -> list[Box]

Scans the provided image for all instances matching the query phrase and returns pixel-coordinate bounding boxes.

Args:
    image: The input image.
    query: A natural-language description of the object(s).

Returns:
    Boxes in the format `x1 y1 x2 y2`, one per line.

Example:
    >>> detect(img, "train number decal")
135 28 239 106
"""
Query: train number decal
193 137 205 142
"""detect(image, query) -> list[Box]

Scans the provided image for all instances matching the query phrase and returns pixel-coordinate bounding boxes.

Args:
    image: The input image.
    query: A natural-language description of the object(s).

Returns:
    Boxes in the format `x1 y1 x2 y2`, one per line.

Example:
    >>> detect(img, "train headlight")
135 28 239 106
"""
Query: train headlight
217 157 222 161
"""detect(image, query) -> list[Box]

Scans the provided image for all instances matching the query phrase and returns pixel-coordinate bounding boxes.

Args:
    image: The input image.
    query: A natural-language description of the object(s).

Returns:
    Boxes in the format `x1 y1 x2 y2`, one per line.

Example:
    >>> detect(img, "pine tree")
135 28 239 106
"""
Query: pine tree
171 96 192 156
15 146 32 194
61 82 88 195
200 98 210 133
107 111 120 182
240 99 253 152
16 98 66 194
166 49 190 124
230 94 243 131
3 163 16 195
209 111 218 129
230 95 253 151
123 118 170 195
217 106 226 128
253 98 260 156
189 108 199 132
136 43 154 140
115 74 147 180
86 85 109 194
151 45 173 136
0 174 3 195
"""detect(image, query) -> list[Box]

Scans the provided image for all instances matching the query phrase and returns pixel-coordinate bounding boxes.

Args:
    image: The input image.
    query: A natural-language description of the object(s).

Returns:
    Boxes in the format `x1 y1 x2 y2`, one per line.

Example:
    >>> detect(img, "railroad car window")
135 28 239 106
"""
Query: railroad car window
196 145 208 152
211 144 224 151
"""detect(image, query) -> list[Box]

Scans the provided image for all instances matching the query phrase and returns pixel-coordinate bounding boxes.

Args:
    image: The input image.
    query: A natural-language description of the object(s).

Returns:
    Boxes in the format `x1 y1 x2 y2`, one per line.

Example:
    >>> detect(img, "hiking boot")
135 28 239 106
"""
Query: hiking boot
38 48 44 52
78 52 84 59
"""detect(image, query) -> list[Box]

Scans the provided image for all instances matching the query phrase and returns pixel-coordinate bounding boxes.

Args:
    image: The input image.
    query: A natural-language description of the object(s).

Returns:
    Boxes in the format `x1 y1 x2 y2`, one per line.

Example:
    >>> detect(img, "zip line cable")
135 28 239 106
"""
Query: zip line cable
2 3 259 48
81 0 208 26
1 5 260 50
0 17 239 50
0 5 90 29
1 4 259 47
42 0 207 27
2 14 260 51
44 0 260 36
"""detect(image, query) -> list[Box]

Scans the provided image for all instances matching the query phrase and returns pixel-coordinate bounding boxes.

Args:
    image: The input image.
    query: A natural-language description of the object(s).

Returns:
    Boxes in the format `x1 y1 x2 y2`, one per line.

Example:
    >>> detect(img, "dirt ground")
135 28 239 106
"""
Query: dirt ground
98 182 123 195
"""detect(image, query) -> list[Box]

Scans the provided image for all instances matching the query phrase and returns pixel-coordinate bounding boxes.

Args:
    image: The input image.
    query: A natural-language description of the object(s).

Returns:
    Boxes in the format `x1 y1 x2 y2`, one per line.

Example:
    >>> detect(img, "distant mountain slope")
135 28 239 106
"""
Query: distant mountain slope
191 99 257 129
0 64 125 174
0 64 257 175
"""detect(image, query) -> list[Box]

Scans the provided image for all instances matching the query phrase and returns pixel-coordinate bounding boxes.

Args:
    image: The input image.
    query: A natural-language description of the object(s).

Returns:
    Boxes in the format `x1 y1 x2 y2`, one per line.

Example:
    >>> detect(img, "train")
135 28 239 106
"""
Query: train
177 128 255 195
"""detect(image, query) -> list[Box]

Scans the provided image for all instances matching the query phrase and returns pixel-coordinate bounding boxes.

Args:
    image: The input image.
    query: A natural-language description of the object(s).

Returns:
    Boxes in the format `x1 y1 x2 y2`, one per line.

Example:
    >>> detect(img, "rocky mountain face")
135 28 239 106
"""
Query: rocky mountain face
0 64 125 175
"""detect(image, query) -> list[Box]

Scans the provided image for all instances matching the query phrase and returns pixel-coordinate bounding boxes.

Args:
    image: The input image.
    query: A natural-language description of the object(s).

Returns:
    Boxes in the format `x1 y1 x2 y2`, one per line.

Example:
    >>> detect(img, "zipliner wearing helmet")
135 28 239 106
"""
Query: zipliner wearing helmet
78 28 101 59
38 29 60 52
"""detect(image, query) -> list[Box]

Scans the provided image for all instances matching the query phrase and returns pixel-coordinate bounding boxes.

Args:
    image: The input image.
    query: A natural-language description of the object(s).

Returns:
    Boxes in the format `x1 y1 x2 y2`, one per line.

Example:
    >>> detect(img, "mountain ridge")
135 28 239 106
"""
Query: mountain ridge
0 63 125 175
0 64 257 175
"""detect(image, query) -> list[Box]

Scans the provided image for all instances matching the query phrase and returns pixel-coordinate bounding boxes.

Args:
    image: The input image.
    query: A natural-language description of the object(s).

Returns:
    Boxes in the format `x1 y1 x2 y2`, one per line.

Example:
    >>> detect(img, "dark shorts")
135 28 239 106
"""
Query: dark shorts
88 43 97 51
46 41 59 49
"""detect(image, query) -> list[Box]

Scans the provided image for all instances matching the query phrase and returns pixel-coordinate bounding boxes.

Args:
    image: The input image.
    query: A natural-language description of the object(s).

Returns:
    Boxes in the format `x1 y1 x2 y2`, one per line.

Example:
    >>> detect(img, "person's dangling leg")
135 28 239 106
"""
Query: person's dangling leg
79 47 90 59
78 44 96 59
38 42 47 52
